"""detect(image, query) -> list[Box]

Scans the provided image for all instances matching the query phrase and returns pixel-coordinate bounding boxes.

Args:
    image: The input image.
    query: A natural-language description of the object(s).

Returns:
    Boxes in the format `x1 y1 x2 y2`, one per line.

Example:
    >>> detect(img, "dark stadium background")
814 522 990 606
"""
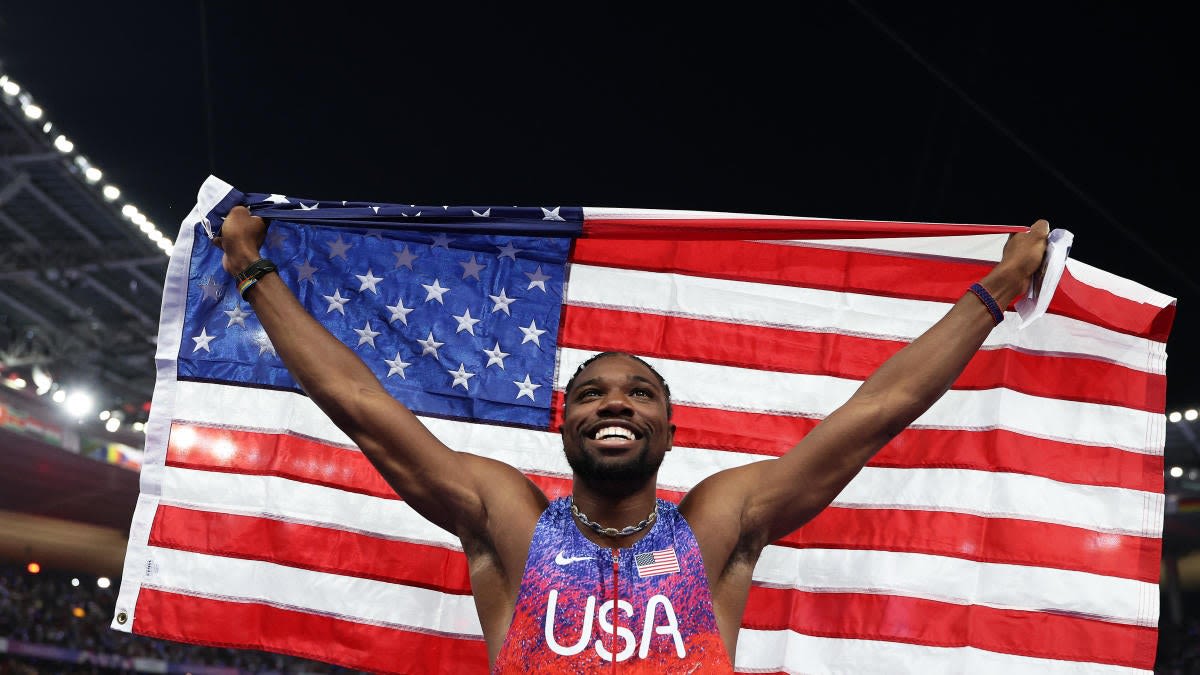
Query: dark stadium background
0 2 1196 672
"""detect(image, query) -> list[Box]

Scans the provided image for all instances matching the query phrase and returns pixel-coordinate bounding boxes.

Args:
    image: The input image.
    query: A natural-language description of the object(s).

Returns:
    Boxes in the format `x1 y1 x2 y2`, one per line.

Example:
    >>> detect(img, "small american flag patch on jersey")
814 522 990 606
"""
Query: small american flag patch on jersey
635 547 680 578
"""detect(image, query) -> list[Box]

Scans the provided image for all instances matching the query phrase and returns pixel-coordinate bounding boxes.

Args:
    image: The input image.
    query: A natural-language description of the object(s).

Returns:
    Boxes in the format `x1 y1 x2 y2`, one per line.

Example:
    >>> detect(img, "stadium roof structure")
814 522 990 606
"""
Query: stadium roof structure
0 70 169 414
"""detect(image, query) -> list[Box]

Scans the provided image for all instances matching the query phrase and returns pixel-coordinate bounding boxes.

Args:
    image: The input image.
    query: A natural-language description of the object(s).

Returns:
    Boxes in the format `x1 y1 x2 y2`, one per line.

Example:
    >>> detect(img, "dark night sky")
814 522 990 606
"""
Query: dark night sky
1 2 1195 406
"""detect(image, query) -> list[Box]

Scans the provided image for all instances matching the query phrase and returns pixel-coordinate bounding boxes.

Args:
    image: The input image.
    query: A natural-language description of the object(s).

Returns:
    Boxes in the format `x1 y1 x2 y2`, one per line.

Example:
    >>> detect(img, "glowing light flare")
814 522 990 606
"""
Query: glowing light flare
65 391 95 418
53 135 74 153
132 422 145 432
131 212 148 226
1169 466 1184 478
1 79 19 96
72 607 86 618
1186 409 1199 422
26 562 40 574
71 578 80 587
171 424 199 452
23 103 43 120
212 438 238 463
52 389 66 403
97 577 111 589
99 410 111 421
85 167 102 183
105 418 120 433
1169 412 1183 423
102 185 120 201
121 204 138 218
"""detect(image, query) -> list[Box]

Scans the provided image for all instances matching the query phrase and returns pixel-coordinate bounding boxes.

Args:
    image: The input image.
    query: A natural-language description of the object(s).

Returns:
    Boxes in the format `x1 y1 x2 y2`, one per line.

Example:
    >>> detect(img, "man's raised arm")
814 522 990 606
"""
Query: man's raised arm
213 207 545 539
687 220 1050 549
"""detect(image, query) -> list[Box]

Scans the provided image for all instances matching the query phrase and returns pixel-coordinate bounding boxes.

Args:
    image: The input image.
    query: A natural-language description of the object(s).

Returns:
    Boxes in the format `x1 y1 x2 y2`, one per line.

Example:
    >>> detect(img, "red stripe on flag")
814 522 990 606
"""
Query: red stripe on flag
161 422 1158 583
742 586 1158 669
581 217 1024 241
569 238 1172 340
781 507 1162 584
559 305 1164 411
549 394 1164 493
148 504 473 594
133 587 487 675
166 423 398 500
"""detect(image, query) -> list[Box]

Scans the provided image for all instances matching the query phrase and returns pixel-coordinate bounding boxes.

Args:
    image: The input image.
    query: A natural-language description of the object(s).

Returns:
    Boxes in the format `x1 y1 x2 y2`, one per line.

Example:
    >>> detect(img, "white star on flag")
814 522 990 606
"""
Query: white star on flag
393 246 417 270
513 374 540 401
354 321 381 348
459 255 486 280
298 201 319 210
384 353 411 379
224 305 250 328
448 363 475 390
430 233 454 250
356 269 383 294
519 320 546 346
524 266 550 292
418 332 444 359
266 230 289 249
541 206 565 221
496 242 521 260
254 333 276 357
483 343 509 369
191 328 215 352
198 277 224 301
327 235 352 260
323 289 350 315
471 208 491 217
295 260 318 283
453 309 481 335
386 299 414 325
422 279 450 304
264 194 289 204
489 289 516 315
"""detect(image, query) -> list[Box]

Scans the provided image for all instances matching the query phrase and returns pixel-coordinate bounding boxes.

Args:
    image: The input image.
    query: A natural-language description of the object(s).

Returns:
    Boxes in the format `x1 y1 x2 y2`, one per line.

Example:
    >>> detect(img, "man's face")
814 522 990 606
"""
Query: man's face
561 355 675 485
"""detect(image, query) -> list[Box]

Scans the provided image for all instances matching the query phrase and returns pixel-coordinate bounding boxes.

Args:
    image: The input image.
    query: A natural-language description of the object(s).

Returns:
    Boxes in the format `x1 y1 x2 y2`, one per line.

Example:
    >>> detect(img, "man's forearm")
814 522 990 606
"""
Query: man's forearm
853 264 1028 438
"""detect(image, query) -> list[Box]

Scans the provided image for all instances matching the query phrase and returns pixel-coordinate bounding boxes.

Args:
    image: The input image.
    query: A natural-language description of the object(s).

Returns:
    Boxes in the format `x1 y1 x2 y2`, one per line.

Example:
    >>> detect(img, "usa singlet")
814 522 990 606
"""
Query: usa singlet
491 498 734 673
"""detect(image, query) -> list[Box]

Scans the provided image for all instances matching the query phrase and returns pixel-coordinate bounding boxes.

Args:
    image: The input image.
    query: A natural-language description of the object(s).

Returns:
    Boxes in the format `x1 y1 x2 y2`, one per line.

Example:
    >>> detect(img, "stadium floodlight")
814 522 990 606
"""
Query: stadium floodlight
132 422 145 432
22 103 43 120
71 578 80 587
99 410 111 421
65 390 95 418
131 212 148 226
121 204 138 218
85 167 102 183
53 135 74 153
1169 466 1184 478
102 185 120 201
105 417 120 433
158 238 174 252
139 221 155 233
1 79 19 96
52 389 66 403
42 121 52 133
1186 409 1199 422
97 577 111 589
1169 411 1183 423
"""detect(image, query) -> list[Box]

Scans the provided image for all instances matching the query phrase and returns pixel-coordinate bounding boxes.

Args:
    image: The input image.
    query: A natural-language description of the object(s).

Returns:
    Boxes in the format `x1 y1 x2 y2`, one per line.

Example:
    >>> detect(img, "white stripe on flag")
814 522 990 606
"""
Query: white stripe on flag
564 264 1167 374
143 546 483 637
733 628 1152 675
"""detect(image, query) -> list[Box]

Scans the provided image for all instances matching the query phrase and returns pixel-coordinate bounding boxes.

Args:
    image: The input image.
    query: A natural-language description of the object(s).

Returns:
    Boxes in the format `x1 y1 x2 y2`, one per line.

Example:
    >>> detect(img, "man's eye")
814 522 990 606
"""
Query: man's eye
631 389 651 398
579 390 601 398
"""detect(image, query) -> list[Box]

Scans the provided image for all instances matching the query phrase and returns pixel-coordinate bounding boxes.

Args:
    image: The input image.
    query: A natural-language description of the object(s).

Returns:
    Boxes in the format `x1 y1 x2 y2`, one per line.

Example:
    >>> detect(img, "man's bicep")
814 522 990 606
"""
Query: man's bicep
742 397 894 543
344 388 499 534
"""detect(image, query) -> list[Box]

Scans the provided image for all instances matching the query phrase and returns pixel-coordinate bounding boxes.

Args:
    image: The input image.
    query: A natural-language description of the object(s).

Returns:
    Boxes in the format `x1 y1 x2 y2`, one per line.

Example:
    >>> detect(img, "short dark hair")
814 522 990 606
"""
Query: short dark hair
562 351 673 419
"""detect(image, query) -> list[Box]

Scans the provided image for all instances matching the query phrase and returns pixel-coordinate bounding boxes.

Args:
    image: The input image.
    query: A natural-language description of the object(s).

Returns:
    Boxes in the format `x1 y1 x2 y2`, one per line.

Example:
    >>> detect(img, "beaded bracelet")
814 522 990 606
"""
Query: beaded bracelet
968 282 1004 325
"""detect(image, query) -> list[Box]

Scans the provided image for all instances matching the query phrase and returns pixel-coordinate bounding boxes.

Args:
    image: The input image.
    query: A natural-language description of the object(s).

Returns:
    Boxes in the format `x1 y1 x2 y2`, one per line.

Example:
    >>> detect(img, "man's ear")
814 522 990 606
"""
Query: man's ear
667 423 676 450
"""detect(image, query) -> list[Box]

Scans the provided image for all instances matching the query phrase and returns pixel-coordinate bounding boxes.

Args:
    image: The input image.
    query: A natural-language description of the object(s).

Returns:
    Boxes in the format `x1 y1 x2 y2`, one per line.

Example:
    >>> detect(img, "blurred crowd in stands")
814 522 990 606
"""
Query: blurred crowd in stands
1159 609 1200 675
0 563 353 674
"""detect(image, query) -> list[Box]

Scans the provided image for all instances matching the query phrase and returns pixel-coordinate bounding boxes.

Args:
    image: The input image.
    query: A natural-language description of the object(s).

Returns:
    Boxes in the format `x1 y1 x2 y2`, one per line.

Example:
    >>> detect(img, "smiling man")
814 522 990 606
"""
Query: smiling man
215 206 1048 672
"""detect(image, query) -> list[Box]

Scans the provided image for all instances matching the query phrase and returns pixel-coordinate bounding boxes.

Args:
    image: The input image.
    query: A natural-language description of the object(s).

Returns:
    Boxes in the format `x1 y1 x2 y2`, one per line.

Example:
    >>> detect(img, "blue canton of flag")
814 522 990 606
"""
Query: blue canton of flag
635 547 680 578
178 193 576 429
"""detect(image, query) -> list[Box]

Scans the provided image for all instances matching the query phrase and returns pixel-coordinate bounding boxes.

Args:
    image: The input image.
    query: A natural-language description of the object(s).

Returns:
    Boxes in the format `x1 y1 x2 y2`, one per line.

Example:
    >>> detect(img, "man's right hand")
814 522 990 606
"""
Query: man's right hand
212 206 268 277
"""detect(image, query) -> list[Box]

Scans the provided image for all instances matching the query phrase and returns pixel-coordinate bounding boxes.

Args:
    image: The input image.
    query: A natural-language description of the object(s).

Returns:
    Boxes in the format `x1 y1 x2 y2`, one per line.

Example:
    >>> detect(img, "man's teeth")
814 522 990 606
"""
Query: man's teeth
593 427 635 441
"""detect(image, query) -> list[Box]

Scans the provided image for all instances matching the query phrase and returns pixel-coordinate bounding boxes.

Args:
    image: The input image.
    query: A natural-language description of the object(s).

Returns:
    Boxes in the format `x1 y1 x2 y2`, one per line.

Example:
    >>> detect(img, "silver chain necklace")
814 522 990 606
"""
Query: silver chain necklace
571 502 657 538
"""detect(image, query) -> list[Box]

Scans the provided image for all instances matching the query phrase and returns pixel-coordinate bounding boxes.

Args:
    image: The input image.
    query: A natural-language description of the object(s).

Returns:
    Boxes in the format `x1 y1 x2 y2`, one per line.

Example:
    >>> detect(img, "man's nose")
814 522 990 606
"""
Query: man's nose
597 391 633 415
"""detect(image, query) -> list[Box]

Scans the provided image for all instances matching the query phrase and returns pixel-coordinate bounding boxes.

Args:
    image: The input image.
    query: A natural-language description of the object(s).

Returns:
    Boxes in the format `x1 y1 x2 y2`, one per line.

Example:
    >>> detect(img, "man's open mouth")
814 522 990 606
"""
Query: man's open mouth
589 426 639 441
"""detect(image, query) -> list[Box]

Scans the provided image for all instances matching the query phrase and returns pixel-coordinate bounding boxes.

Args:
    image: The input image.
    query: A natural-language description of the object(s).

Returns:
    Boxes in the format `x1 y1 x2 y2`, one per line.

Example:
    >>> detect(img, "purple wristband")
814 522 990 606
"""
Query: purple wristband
968 283 1004 325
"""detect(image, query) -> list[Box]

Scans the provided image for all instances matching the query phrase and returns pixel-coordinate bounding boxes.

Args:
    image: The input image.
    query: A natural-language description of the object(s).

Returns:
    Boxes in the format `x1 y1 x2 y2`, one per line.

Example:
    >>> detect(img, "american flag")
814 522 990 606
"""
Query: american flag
635 548 681 578
113 175 1173 674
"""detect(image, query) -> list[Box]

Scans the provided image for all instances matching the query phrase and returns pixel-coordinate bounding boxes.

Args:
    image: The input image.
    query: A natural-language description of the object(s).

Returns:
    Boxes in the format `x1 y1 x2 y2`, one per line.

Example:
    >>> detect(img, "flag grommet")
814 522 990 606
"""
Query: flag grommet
116 611 128 625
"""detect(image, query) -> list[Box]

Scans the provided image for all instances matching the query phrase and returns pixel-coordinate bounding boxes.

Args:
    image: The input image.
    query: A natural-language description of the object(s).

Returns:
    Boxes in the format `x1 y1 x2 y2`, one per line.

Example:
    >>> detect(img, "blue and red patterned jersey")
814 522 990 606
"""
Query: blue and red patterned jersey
492 498 733 673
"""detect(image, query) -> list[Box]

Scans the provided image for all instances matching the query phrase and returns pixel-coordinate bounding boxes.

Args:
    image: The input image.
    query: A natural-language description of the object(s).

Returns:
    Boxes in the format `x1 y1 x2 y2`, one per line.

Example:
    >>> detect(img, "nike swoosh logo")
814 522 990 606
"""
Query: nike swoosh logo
555 552 593 565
